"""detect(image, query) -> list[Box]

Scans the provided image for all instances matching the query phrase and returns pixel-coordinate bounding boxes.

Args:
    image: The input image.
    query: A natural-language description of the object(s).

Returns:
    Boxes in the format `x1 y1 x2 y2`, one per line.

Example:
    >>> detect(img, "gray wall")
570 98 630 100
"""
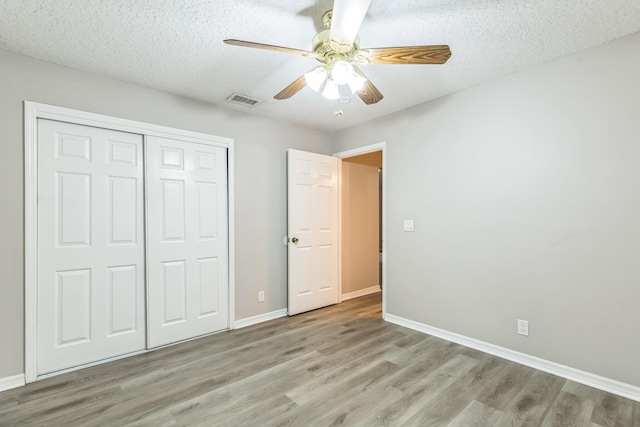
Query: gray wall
0 49 332 378
3 29 640 389
334 32 640 388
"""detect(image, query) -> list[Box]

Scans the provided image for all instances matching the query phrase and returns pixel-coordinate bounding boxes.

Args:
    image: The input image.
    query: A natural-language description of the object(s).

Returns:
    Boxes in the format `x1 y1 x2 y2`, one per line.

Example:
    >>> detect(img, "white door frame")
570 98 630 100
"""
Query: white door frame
333 142 387 319
24 101 235 383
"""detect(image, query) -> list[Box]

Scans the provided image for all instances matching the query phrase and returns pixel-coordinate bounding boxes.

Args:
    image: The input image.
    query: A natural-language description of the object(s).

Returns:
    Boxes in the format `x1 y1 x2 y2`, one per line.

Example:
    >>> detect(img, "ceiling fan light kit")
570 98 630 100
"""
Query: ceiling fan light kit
223 0 451 107
304 60 367 103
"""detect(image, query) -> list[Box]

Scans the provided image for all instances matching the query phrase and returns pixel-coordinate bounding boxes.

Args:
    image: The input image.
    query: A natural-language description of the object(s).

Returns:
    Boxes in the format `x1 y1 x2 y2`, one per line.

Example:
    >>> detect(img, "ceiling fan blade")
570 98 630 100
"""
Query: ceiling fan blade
365 45 452 64
224 39 311 56
329 0 371 46
274 75 307 100
353 66 383 105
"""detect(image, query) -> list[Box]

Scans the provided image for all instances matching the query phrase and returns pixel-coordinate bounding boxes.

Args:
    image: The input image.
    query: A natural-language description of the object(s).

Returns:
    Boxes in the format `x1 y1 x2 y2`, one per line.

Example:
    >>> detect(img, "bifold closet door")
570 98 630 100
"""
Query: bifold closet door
146 136 229 348
37 119 145 375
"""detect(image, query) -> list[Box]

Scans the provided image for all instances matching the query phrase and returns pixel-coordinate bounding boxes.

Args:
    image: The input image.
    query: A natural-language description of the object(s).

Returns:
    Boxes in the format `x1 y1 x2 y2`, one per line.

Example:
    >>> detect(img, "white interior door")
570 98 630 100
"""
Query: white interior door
287 149 339 315
37 119 145 375
146 136 229 348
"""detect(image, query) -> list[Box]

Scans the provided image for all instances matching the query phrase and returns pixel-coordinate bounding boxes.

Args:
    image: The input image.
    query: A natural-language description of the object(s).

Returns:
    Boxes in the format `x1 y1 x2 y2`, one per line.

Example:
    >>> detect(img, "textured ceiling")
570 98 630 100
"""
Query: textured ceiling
1 0 639 131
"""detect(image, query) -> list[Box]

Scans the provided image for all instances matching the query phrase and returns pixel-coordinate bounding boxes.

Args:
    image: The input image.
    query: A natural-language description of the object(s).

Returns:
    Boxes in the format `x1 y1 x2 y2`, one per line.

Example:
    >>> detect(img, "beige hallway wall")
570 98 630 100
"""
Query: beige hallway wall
342 160 380 295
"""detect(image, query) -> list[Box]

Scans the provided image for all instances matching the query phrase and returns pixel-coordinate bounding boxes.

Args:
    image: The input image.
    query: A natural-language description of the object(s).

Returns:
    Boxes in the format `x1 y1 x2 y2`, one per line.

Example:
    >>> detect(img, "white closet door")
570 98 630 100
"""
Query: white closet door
37 119 145 375
146 136 229 348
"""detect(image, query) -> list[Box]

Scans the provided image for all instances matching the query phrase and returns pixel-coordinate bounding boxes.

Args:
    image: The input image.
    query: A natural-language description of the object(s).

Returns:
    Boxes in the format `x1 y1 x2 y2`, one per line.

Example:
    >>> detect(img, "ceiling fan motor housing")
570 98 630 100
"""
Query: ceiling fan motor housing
311 29 361 65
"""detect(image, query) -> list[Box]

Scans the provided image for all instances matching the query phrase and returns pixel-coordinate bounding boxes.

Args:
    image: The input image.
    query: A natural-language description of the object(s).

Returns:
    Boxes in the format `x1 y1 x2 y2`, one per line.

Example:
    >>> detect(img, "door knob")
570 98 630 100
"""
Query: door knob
291 237 299 244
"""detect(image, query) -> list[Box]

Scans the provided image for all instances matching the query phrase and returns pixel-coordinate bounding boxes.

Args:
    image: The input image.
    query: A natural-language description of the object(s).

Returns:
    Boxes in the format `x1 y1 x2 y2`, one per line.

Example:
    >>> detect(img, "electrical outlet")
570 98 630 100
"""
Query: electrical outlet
258 291 265 303
517 319 529 336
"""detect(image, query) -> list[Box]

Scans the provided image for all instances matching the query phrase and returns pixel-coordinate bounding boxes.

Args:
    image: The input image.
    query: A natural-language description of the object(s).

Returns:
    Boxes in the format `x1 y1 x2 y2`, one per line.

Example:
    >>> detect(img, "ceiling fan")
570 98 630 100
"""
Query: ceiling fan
224 0 451 105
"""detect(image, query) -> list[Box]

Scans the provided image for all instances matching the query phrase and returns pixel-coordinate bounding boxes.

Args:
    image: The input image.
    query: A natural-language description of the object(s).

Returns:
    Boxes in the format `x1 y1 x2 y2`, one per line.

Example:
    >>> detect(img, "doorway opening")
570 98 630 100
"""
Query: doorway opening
334 142 386 318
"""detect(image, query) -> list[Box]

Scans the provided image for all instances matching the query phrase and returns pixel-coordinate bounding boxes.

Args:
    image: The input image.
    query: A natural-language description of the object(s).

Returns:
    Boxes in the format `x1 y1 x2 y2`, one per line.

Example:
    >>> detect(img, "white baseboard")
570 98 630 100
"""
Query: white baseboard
234 309 288 329
385 313 640 403
0 374 25 392
342 286 381 301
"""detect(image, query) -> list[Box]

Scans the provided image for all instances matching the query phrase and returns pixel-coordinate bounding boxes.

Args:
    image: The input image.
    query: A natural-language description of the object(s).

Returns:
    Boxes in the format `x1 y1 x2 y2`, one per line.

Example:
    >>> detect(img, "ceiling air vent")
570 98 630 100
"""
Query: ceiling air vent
226 93 261 107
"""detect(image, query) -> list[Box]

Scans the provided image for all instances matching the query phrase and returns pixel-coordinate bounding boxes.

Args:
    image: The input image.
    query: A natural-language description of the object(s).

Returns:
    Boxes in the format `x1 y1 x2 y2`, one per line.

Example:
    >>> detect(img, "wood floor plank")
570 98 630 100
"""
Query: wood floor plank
286 353 402 406
632 403 640 427
475 359 538 411
402 354 512 426
387 334 461 368
305 329 406 377
312 383 403 427
446 399 505 427
170 352 321 425
1 385 124 426
590 391 634 427
285 362 402 427
313 320 401 356
1 292 639 427
211 393 297 427
500 369 566 427
540 391 596 427
389 328 430 349
385 340 470 393
361 353 480 426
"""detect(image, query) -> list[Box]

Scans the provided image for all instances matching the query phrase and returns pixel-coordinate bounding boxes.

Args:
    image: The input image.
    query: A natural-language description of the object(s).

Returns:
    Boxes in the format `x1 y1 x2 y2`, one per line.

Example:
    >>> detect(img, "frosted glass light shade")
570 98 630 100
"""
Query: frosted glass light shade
321 79 340 100
304 67 327 92
331 60 354 85
347 73 367 92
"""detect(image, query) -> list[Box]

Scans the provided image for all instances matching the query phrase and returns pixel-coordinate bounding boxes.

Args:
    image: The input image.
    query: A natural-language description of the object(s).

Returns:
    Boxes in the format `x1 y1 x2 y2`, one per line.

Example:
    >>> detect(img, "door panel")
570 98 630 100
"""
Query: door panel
198 257 219 316
147 136 228 348
197 183 217 238
57 172 92 246
287 149 339 315
162 260 187 324
161 179 186 241
56 269 92 345
108 177 138 244
37 119 145 375
107 265 138 335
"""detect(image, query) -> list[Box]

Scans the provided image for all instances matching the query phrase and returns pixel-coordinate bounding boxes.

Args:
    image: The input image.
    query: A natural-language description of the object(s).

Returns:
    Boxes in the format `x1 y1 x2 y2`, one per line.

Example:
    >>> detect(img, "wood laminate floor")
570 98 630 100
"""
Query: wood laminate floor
1 293 639 426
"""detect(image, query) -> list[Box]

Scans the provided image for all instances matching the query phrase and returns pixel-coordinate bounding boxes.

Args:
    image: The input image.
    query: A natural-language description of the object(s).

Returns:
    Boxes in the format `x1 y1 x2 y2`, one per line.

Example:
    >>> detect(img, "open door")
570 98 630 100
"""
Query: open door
287 149 339 315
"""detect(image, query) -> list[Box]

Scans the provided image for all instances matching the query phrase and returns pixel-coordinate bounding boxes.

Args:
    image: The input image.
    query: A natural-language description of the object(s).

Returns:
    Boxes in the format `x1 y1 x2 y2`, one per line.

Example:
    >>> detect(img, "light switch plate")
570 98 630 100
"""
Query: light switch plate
403 219 414 232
